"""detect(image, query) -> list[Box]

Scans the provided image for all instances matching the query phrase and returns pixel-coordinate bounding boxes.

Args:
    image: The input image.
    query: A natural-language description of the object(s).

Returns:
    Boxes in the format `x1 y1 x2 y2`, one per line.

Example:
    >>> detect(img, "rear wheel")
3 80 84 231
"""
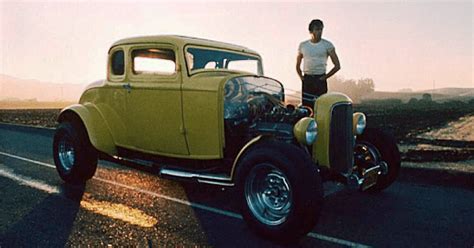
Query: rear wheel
236 140 323 243
53 120 98 184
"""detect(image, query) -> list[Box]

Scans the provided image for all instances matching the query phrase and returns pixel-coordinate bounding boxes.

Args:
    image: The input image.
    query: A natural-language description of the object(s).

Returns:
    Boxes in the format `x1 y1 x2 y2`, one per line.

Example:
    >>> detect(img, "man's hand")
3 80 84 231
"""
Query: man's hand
323 49 341 80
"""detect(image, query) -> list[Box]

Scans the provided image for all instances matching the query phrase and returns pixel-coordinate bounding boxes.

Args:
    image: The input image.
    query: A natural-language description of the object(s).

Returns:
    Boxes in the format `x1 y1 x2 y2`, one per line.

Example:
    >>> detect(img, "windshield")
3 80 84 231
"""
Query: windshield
226 76 284 101
185 47 262 75
224 76 285 120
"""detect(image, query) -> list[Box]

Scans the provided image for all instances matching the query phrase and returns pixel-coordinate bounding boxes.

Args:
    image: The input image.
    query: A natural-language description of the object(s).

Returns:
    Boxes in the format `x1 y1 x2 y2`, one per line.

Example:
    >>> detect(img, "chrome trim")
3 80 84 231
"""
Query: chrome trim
379 161 389 175
355 113 367 135
122 82 132 93
58 135 75 173
329 102 352 118
159 168 233 186
346 165 381 190
111 156 235 186
363 165 381 176
197 179 235 187
230 135 264 180
305 119 318 144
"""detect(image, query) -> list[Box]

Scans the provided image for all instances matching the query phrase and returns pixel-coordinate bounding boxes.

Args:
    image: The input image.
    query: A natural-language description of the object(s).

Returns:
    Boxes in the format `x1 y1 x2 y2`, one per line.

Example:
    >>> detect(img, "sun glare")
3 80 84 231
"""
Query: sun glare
80 194 158 228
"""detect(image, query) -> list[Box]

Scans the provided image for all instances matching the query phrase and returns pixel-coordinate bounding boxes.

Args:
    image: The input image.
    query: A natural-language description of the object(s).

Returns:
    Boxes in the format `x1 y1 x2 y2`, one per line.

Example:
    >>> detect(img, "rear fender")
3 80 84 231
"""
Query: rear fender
58 103 117 155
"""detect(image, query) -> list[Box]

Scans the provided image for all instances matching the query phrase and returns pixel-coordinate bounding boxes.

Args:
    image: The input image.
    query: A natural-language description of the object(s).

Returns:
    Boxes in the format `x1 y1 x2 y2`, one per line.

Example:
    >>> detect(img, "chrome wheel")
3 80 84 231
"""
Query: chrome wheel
58 134 75 172
245 163 292 226
355 142 388 175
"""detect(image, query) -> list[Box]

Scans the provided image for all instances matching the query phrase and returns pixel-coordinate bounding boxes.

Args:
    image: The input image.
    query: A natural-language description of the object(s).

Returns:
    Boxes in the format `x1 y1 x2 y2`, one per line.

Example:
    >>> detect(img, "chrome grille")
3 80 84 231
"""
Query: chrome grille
329 103 354 173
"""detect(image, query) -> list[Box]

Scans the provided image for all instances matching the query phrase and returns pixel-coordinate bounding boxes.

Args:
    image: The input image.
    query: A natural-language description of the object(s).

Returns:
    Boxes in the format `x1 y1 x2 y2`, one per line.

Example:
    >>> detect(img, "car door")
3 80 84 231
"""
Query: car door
126 44 189 156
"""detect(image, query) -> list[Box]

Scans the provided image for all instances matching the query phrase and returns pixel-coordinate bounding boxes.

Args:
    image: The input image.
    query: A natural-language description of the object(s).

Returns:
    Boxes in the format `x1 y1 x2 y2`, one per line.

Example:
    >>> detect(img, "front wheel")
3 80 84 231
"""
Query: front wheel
355 128 401 192
236 140 323 243
53 121 98 184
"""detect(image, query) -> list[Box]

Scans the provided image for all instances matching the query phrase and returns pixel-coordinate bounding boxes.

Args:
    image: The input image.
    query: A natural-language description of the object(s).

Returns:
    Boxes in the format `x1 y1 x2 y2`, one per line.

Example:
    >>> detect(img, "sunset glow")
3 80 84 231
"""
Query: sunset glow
0 1 472 93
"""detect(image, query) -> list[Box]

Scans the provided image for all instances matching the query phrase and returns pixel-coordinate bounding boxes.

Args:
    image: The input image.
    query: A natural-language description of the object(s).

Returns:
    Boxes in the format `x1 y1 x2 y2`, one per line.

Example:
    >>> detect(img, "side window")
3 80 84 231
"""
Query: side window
111 50 125 76
132 48 176 75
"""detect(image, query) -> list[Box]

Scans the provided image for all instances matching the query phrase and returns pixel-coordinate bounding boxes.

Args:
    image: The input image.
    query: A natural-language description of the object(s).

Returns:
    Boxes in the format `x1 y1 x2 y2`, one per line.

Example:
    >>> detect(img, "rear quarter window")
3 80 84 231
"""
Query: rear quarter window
111 50 125 76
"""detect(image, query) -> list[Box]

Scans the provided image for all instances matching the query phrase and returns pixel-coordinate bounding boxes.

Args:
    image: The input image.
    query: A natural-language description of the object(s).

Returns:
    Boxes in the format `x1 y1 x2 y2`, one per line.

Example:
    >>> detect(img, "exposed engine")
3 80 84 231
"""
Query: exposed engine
224 76 311 145
225 91 311 125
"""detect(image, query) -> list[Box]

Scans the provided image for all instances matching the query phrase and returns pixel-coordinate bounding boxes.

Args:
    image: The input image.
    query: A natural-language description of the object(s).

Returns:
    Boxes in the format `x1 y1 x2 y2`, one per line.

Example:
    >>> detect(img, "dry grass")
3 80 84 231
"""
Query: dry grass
418 115 474 141
0 109 60 128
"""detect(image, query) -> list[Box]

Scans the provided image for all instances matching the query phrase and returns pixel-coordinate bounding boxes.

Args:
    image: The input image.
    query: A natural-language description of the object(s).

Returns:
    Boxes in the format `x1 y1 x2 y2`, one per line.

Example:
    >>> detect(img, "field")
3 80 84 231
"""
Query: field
0 109 60 128
355 101 474 162
1 100 473 163
353 101 474 141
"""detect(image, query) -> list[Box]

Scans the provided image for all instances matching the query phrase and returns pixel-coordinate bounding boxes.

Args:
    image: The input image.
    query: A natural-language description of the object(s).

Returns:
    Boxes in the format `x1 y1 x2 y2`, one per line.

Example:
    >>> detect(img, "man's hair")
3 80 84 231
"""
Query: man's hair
308 19 324 31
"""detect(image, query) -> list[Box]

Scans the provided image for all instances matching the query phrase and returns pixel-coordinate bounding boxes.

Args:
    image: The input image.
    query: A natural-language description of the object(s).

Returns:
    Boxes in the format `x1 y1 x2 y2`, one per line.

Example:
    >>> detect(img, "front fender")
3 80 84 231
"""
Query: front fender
58 103 117 155
229 135 271 181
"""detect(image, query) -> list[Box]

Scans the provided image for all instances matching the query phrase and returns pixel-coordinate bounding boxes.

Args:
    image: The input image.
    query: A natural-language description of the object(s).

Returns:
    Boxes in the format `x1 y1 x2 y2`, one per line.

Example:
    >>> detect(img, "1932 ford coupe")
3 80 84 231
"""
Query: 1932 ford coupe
53 35 400 242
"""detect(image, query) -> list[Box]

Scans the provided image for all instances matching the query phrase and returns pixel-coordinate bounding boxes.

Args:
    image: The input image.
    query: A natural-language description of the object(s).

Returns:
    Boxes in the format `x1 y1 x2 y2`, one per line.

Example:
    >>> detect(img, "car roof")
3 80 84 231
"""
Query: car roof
111 35 260 56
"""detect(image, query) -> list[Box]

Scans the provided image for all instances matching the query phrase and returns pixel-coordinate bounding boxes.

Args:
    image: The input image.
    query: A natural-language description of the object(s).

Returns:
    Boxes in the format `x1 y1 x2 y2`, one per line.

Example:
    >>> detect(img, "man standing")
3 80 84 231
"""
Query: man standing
296 19 341 108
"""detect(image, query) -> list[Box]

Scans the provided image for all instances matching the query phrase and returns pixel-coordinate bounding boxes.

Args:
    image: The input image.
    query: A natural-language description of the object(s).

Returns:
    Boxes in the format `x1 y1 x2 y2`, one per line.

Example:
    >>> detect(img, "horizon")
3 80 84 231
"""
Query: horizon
1 1 472 94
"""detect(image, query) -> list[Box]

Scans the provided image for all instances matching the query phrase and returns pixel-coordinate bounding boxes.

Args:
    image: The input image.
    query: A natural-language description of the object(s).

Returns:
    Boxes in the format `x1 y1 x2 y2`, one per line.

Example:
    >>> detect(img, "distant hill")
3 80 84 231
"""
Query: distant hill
285 87 473 105
1 73 471 104
361 87 474 103
0 74 86 102
420 87 474 96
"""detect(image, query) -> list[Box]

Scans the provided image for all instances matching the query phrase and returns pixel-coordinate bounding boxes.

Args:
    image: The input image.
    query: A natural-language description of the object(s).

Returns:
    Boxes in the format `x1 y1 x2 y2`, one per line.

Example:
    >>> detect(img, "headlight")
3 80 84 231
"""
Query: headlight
353 112 366 135
293 117 318 145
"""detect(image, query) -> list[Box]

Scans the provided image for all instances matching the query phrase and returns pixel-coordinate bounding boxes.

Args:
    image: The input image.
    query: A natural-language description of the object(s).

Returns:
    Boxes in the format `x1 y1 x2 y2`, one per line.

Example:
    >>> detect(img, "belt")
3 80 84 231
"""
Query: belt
304 74 325 77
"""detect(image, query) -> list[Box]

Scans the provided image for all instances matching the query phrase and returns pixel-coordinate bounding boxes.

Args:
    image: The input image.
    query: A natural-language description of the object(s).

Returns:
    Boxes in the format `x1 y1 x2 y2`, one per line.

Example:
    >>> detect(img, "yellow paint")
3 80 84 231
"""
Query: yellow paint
312 92 352 167
181 75 224 158
61 36 264 159
181 73 257 159
111 35 260 57
60 35 358 170
80 194 157 228
59 103 118 155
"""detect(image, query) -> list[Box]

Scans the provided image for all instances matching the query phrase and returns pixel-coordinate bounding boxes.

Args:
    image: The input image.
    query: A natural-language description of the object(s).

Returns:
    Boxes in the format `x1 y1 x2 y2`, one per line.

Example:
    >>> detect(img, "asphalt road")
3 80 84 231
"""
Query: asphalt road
0 123 473 247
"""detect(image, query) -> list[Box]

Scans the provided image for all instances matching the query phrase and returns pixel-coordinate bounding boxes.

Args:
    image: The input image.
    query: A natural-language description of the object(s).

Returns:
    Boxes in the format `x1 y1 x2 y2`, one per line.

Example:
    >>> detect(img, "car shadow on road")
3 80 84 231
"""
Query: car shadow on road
177 182 323 248
0 183 85 247
99 157 329 247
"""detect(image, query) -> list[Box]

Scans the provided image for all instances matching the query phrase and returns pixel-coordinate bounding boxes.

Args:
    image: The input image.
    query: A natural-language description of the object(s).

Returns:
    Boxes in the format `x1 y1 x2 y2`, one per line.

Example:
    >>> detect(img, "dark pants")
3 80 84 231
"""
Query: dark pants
302 74 327 108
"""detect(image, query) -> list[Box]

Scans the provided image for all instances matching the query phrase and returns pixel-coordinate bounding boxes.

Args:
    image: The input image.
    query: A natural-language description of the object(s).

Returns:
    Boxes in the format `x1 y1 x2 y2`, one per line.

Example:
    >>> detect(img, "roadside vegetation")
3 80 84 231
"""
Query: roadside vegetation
0 97 473 163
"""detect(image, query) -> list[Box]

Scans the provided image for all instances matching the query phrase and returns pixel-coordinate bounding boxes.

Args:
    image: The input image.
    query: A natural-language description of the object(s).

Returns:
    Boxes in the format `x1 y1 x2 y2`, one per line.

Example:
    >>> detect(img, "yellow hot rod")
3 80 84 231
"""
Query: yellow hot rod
53 35 400 242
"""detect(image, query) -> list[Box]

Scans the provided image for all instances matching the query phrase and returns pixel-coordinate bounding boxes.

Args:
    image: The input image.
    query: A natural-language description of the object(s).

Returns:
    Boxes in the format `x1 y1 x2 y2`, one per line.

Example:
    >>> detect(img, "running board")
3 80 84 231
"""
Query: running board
159 168 234 187
106 155 235 187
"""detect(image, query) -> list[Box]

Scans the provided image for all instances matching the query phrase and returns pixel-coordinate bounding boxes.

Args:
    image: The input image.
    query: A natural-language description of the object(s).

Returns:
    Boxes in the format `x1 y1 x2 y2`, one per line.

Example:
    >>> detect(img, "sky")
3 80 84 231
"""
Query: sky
0 0 472 92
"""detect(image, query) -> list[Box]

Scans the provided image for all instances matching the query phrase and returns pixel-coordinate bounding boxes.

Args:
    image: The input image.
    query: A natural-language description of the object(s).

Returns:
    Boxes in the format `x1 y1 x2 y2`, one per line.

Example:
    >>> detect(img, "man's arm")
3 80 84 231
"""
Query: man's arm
296 53 304 81
320 48 341 80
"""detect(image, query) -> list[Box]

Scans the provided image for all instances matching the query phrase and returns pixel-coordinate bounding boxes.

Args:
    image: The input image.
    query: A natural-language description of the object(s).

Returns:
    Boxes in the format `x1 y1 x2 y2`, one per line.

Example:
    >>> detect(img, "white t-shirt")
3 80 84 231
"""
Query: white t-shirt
298 39 335 75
